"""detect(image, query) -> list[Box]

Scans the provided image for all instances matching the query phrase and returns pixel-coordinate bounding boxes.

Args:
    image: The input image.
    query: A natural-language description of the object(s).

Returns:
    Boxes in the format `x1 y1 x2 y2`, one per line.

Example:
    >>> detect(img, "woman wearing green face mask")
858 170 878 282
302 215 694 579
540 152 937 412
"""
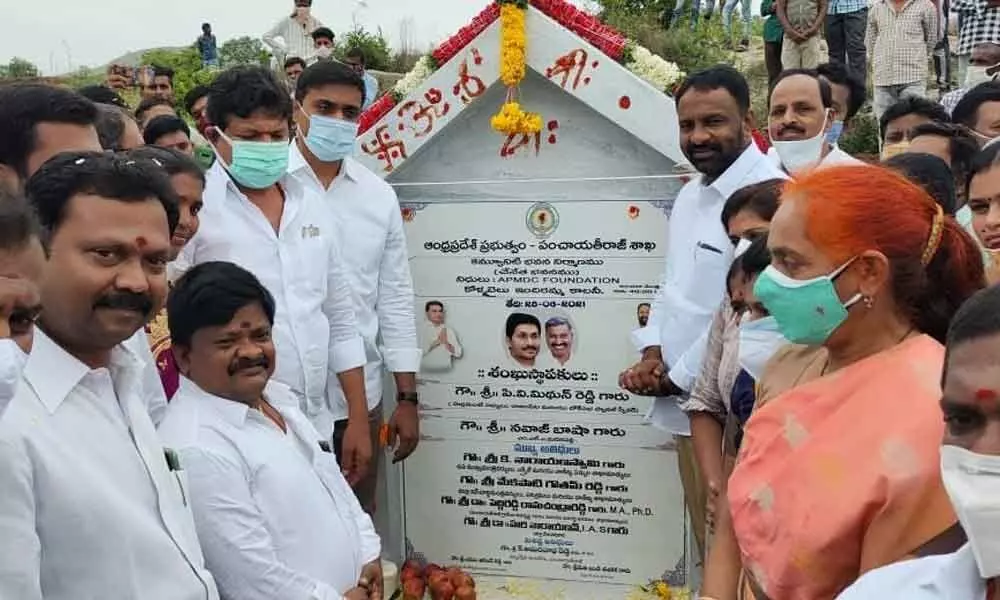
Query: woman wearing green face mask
703 165 985 600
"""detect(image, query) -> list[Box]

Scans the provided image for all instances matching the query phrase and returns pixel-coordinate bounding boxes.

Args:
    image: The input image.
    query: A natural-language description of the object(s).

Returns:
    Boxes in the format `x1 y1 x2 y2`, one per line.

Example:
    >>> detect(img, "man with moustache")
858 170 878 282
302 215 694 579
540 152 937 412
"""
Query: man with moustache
0 83 171 426
619 66 785 547
637 303 651 328
158 262 379 600
545 317 574 366
506 313 541 368
0 152 218 599
767 69 864 173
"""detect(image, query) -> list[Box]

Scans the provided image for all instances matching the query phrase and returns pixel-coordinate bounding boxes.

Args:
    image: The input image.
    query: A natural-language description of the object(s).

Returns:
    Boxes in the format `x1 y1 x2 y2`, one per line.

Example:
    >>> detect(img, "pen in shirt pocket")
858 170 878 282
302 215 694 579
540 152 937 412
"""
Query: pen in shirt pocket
697 241 723 255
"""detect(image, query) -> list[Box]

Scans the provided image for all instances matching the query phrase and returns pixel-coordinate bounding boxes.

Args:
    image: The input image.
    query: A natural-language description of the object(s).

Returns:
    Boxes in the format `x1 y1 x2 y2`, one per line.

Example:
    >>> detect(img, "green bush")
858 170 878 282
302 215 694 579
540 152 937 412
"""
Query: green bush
220 36 272 68
839 110 880 157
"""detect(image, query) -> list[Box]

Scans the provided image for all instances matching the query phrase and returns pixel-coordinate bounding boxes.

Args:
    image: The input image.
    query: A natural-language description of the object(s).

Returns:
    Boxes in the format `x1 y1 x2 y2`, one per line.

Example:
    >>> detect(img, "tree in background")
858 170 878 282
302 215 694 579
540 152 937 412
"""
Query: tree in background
220 36 271 68
335 28 392 71
0 57 41 79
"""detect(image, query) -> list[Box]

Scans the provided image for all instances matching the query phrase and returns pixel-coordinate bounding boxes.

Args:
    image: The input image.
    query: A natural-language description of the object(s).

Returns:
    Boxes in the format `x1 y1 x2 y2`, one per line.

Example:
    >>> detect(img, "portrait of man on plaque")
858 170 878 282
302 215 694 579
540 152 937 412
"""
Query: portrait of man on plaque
504 312 542 368
420 300 463 372
544 316 575 366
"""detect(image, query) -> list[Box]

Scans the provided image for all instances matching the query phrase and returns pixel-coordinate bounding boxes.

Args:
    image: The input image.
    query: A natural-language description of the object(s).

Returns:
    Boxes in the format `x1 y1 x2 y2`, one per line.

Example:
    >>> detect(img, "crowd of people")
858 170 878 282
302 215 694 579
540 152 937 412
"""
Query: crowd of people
617 54 1000 597
2 0 1000 597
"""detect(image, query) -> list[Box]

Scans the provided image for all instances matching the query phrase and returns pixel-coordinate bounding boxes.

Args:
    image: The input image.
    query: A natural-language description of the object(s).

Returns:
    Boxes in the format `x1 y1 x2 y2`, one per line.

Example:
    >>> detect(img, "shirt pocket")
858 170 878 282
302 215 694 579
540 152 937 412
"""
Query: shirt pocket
688 242 730 306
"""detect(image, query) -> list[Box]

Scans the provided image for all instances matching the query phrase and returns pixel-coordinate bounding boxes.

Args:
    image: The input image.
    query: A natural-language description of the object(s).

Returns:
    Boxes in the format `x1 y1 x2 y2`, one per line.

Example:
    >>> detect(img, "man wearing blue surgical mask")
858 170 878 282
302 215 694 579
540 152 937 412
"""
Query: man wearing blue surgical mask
766 68 863 174
179 66 375 490
287 61 421 516
817 61 866 149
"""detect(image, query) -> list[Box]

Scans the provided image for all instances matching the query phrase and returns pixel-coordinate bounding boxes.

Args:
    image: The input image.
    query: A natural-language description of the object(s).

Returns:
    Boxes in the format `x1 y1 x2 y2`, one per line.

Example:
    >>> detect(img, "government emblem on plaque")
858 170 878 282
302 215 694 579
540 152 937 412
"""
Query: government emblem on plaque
526 202 559 238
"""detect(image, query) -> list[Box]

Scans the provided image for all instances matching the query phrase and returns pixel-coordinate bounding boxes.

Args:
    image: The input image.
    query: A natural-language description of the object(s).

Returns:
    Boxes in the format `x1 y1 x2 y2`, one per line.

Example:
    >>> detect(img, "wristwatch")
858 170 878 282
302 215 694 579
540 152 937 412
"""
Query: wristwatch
397 391 419 405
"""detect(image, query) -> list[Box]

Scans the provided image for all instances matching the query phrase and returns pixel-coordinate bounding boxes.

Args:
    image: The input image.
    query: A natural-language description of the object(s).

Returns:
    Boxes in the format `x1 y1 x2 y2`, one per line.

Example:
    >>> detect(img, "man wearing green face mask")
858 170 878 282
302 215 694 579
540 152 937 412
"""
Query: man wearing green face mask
286 61 423 516
177 66 375 489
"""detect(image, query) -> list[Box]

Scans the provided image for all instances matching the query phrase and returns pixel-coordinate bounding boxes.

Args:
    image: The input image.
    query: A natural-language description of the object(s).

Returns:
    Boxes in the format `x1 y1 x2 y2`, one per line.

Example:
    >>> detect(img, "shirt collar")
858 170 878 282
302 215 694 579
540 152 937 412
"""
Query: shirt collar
287 141 360 185
707 142 771 199
175 376 298 429
922 544 986 599
207 158 305 204
24 328 144 414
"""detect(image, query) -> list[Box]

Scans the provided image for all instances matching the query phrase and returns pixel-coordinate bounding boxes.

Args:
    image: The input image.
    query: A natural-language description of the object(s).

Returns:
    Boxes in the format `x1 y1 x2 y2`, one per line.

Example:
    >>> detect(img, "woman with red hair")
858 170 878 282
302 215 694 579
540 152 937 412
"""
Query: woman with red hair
703 165 985 599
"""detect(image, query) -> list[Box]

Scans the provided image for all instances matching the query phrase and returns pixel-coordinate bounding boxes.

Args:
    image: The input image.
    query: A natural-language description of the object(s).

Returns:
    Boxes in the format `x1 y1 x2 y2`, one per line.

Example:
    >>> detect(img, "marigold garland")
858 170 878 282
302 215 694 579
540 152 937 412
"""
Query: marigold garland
492 0 542 137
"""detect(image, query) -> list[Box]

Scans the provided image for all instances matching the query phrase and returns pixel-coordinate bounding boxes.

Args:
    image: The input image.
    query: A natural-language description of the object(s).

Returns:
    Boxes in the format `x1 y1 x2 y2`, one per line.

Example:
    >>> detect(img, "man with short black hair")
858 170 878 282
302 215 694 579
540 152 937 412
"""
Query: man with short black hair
284 56 307 89
289 60 421 513
143 65 176 101
816 61 866 144
421 300 462 372
0 151 218 600
185 85 210 124
0 83 99 190
136 96 178 130
310 26 336 64
505 313 542 368
197 23 219 69
878 95 950 154
180 66 372 488
77 84 129 109
344 47 379 109
0 188 44 416
952 80 1000 143
908 121 980 204
144 115 194 155
159 261 380 600
620 66 785 562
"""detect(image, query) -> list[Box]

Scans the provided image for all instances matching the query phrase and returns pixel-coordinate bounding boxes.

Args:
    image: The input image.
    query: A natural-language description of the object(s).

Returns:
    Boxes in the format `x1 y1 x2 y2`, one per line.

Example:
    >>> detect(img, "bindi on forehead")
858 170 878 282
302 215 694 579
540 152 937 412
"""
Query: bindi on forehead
975 388 999 405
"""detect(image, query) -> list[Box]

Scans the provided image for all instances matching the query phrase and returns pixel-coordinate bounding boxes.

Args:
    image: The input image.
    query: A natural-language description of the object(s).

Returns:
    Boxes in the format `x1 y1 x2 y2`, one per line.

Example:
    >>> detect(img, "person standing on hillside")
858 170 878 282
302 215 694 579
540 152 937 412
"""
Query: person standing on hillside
825 0 869 85
867 0 939 121
197 23 219 69
263 0 325 64
777 0 828 68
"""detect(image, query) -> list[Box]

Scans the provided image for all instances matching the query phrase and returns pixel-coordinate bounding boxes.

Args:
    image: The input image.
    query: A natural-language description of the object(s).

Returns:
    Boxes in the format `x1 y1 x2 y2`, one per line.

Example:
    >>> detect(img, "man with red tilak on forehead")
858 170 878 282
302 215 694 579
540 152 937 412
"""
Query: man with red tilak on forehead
838 284 1000 599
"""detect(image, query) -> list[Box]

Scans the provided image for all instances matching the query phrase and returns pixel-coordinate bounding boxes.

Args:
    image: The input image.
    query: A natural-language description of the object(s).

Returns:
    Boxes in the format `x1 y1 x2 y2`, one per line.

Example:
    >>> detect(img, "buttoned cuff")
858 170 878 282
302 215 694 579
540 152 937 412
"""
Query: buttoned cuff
632 325 660 352
668 361 699 395
383 347 422 374
329 336 367 373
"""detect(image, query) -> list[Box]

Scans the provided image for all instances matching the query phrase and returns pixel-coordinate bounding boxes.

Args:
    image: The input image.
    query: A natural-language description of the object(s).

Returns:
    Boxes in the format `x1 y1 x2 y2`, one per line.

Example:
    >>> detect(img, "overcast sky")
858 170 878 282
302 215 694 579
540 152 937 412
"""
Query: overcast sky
0 0 592 75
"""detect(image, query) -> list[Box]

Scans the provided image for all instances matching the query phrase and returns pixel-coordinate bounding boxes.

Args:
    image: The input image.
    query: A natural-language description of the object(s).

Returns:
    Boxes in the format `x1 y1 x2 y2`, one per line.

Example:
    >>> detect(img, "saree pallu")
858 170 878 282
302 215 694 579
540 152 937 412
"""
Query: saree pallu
727 335 957 600
146 310 180 400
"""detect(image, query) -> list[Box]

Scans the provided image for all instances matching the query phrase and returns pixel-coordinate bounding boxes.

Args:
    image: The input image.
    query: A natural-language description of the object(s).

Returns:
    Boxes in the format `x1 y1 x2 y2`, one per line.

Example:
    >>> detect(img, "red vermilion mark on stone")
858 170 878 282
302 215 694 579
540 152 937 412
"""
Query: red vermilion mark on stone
619 95 632 109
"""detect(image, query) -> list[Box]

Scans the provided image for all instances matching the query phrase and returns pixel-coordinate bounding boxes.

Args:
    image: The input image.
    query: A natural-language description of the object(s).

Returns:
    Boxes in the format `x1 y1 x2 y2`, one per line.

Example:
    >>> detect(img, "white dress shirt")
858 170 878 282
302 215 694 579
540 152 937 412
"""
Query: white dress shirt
124 328 171 426
0 338 26 419
158 378 381 600
288 147 421 428
836 544 984 599
0 329 217 600
179 163 367 425
263 15 325 62
637 143 787 391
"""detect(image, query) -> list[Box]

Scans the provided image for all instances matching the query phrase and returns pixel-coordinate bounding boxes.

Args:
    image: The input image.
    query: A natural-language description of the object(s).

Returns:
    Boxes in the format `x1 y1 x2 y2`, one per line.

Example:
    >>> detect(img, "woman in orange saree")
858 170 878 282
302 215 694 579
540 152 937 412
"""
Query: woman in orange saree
130 147 204 400
702 165 986 600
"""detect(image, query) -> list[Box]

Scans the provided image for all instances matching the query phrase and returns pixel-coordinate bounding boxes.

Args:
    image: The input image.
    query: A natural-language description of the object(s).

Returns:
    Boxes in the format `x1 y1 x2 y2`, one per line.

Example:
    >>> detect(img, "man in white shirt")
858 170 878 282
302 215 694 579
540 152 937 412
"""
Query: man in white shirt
0 152 217 599
0 83 170 424
421 300 463 372
159 261 380 600
619 66 785 557
287 60 421 513
836 285 1000 599
263 0 325 65
544 317 574 366
621 65 786 397
506 312 542 368
0 191 44 417
767 68 864 173
180 66 374 485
